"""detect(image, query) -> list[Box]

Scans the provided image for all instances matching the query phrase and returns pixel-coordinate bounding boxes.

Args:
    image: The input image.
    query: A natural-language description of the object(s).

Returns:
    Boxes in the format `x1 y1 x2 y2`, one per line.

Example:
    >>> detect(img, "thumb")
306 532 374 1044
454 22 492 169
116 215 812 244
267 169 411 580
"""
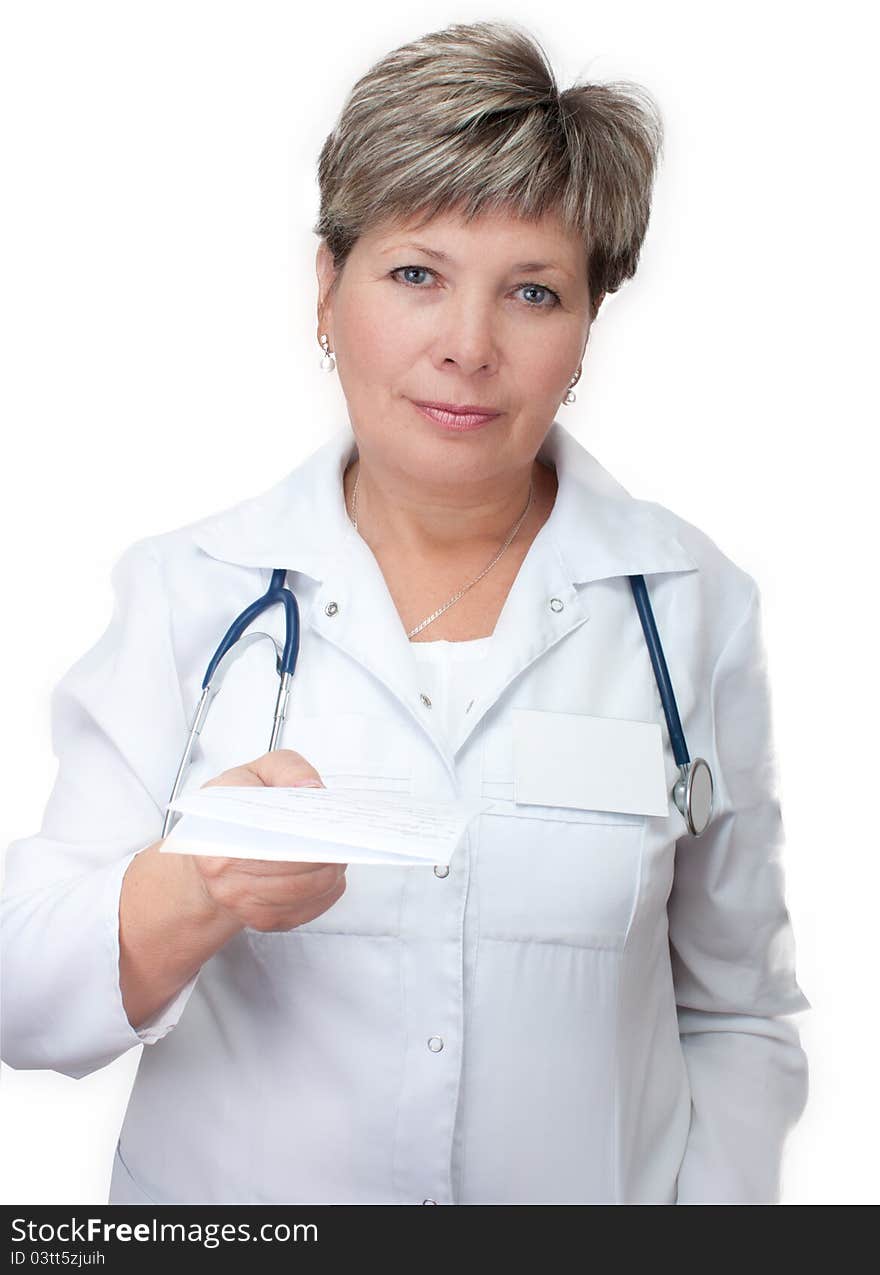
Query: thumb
241 748 325 789
202 748 325 790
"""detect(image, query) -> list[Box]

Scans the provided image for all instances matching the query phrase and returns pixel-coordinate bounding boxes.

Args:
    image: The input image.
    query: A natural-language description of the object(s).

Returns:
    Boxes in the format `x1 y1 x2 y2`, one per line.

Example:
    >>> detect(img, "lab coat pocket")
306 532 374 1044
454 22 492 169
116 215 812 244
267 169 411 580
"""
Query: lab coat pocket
282 711 412 796
246 712 413 944
477 709 651 949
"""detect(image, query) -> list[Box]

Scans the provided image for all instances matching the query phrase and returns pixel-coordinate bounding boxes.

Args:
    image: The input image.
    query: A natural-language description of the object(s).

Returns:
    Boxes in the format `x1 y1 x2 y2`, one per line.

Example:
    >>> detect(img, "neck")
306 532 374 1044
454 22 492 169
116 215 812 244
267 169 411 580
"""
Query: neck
345 454 551 560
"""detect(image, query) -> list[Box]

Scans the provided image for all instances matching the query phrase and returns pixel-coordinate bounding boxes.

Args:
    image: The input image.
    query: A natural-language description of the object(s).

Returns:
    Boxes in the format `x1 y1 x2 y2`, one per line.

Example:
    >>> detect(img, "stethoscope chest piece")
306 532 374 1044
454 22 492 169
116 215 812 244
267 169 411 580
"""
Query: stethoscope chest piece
674 758 714 837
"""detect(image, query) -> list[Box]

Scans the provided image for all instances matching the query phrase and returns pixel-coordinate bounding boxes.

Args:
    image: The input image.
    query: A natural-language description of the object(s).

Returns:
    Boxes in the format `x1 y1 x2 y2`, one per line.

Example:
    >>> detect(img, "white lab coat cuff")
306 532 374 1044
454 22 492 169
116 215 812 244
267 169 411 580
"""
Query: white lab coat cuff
674 1011 810 1204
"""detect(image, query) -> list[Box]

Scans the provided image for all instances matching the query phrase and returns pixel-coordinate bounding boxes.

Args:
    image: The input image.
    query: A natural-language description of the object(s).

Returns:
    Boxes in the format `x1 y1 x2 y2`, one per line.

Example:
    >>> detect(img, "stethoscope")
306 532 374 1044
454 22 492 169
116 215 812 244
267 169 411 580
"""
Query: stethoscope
162 569 714 838
162 569 299 838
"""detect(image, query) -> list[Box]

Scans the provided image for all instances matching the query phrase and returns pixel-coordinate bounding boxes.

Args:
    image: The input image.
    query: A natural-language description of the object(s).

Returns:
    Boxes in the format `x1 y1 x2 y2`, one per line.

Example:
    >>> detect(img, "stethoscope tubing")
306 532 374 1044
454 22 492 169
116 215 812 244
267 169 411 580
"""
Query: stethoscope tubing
628 574 689 768
203 568 300 688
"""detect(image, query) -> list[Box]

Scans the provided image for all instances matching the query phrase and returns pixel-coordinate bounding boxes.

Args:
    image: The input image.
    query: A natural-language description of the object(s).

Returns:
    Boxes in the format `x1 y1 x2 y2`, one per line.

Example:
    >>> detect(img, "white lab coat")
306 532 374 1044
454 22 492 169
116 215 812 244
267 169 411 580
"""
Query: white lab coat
1 420 811 1205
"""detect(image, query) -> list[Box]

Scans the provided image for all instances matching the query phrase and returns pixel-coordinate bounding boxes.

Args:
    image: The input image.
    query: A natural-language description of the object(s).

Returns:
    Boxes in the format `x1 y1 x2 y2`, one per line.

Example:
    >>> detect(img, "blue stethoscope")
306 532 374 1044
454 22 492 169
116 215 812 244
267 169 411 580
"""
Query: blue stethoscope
162 570 714 838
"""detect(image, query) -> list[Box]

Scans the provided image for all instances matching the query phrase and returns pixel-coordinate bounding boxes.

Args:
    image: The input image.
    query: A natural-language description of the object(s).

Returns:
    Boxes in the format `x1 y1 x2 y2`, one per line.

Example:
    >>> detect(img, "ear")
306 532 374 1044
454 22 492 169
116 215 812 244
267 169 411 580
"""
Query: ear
315 241 338 341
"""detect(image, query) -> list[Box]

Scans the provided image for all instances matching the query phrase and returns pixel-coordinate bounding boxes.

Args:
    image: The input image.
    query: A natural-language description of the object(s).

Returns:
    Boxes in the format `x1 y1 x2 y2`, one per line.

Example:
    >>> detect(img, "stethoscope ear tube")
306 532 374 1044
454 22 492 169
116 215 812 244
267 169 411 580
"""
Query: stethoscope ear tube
203 570 300 688
628 575 714 836
162 570 301 838
162 684 214 839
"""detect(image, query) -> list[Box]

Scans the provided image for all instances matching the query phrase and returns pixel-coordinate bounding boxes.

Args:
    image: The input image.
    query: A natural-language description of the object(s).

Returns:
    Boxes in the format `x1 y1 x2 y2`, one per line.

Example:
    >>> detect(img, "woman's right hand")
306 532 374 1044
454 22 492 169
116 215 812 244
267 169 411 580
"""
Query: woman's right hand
187 749 348 933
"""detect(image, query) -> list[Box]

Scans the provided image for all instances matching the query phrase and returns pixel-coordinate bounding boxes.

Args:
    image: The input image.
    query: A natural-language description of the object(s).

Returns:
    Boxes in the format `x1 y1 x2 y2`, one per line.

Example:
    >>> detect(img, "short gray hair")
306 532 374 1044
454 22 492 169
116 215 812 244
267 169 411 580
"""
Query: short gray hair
313 20 665 317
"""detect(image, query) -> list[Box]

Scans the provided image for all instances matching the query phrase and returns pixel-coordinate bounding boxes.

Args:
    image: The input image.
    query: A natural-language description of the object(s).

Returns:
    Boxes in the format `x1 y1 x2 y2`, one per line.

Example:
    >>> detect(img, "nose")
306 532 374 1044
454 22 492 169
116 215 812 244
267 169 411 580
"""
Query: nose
431 289 499 377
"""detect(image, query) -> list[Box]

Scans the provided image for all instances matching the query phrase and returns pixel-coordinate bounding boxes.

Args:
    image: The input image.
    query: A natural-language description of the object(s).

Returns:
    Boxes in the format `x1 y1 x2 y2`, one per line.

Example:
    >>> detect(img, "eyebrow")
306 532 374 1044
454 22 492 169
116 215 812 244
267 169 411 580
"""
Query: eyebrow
381 241 572 277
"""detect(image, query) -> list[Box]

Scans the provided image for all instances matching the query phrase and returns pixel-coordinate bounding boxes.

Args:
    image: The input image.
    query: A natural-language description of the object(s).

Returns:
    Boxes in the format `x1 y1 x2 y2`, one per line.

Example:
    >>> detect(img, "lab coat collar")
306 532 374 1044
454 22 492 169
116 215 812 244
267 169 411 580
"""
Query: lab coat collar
189 419 699 586
190 420 698 770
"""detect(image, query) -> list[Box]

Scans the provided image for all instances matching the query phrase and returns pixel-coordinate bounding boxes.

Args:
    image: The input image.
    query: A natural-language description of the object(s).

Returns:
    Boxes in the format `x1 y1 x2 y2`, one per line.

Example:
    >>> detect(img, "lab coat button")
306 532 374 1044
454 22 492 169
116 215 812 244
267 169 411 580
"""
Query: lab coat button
433 864 449 878
420 692 432 708
324 601 339 617
427 1036 444 1052
549 597 564 612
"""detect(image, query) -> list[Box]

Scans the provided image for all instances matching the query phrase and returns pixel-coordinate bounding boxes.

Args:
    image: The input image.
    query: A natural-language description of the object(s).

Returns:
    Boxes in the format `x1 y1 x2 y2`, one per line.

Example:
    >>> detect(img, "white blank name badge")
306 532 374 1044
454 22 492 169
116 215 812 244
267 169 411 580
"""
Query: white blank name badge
512 708 669 817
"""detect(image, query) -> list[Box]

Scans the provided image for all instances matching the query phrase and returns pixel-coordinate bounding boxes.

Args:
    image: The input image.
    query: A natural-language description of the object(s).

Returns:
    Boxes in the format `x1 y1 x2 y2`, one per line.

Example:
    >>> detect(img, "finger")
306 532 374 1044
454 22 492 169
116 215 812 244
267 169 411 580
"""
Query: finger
240 749 325 789
195 855 346 880
247 867 346 918
201 764 266 790
228 858 346 878
201 750 325 792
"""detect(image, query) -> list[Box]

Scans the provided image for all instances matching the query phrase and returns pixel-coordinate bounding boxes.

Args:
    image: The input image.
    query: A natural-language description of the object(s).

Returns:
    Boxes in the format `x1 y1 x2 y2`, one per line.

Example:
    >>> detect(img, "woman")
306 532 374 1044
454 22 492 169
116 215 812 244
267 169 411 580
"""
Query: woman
1 20 810 1205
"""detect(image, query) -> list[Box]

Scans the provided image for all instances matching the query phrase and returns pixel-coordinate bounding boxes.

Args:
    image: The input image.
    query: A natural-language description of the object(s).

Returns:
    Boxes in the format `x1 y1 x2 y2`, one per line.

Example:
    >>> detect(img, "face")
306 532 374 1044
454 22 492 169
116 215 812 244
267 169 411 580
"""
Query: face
315 206 601 489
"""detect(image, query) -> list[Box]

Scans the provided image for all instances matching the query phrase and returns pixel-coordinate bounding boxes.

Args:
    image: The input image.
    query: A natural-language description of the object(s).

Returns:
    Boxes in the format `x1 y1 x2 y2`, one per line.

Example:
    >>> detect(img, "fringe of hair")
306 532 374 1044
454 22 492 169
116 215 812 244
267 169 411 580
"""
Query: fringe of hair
313 20 665 316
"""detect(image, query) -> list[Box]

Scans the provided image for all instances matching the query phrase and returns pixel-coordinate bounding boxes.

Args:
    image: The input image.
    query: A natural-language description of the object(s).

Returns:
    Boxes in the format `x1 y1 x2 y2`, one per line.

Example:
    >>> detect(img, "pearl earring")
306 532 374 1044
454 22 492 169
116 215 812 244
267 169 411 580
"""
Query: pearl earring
563 367 581 405
319 333 336 373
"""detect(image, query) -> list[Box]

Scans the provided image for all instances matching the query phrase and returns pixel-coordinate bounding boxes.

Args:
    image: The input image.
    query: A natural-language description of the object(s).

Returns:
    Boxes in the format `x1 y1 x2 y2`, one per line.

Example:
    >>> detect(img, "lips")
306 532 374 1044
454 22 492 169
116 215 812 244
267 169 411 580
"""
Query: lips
411 400 501 431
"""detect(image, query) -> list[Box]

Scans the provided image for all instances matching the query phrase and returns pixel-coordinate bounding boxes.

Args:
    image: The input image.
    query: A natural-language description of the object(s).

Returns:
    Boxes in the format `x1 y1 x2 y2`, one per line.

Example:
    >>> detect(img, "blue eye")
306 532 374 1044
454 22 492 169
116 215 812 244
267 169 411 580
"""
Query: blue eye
392 266 434 287
518 284 560 308
390 266 560 308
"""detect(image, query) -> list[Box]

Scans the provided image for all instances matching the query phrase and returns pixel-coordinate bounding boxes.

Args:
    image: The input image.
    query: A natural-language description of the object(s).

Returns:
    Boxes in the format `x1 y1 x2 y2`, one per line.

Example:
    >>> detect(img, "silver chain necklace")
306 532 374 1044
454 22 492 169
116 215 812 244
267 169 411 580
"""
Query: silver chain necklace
348 465 533 640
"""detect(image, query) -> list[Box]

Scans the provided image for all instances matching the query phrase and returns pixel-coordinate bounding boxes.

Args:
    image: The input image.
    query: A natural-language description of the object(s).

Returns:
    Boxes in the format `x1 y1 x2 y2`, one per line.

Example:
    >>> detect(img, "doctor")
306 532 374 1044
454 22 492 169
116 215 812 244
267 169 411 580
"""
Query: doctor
1 19 810 1205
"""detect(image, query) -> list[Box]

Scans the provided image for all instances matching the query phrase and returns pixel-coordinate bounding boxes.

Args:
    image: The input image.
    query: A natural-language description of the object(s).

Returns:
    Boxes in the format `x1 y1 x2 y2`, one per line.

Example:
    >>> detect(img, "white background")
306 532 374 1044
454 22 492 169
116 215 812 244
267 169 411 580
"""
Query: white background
1 0 876 1205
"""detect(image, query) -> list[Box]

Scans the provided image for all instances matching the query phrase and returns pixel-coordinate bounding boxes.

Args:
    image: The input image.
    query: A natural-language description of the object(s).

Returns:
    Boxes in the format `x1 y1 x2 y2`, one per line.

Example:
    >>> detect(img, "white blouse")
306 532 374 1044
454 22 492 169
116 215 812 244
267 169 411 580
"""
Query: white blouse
409 634 495 755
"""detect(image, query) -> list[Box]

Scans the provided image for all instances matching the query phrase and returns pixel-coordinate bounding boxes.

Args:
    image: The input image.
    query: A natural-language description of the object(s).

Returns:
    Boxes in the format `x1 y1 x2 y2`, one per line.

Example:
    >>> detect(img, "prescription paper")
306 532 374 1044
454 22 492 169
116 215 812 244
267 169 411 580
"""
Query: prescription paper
160 785 487 866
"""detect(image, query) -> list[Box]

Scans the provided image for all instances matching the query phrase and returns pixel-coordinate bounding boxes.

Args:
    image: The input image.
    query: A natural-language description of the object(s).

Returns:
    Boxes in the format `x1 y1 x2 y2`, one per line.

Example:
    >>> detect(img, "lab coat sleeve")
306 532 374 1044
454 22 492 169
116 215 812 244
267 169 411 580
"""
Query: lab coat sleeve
1 539 201 1080
668 580 811 1204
